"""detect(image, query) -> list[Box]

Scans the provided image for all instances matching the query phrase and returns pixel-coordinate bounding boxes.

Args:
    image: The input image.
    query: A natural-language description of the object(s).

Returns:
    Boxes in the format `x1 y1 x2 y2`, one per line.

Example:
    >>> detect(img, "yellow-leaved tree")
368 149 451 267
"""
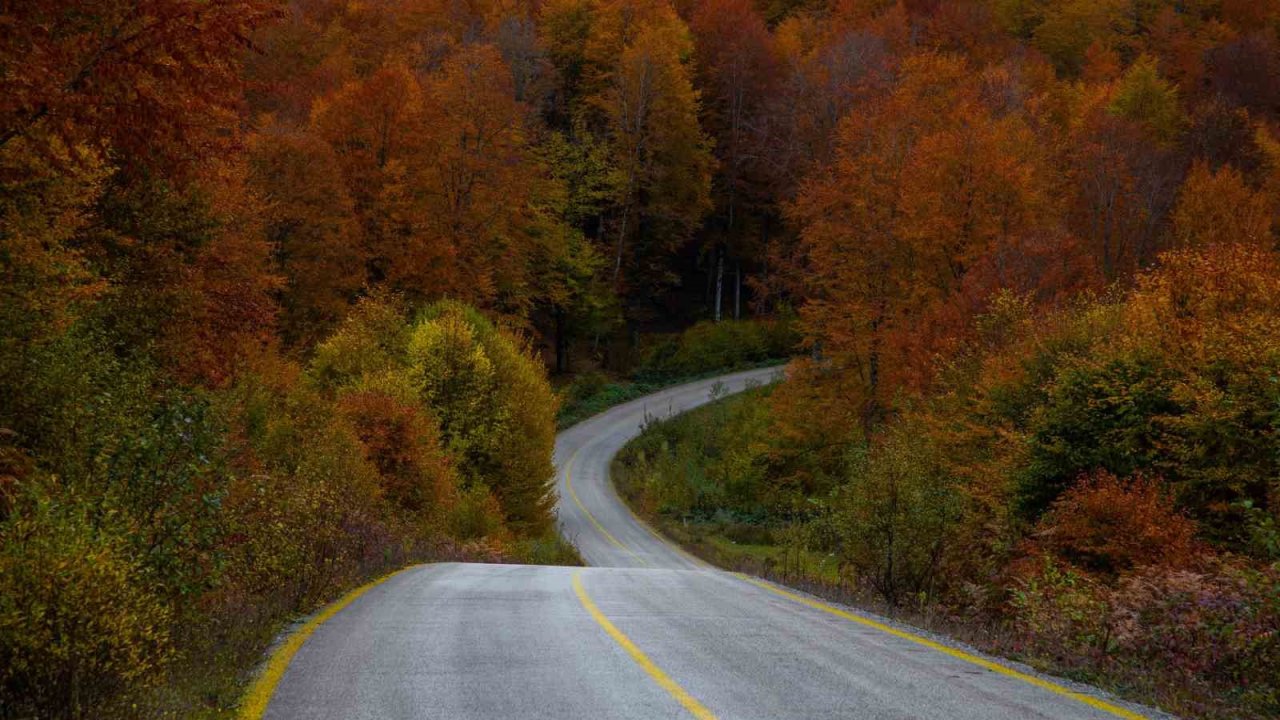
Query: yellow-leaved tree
311 298 559 535
408 302 559 534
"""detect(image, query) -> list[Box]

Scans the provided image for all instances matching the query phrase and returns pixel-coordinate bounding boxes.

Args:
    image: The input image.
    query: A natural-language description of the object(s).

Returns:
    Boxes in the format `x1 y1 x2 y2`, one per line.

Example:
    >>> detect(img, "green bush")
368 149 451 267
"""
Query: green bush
560 371 611 407
1019 352 1180 518
96 393 228 602
312 298 561 534
556 317 794 429
409 301 558 533
556 375 657 429
613 385 776 521
1008 555 1111 671
0 488 172 719
635 317 798 381
510 532 585 565
832 421 960 606
0 295 573 717
309 296 409 389
447 485 509 541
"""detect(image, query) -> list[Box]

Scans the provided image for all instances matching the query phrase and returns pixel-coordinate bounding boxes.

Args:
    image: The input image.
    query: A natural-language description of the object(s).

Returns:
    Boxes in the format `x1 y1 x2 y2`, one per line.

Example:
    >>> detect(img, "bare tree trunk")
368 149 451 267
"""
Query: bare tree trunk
714 245 724 322
734 259 741 320
554 307 567 374
613 208 628 284
704 251 714 306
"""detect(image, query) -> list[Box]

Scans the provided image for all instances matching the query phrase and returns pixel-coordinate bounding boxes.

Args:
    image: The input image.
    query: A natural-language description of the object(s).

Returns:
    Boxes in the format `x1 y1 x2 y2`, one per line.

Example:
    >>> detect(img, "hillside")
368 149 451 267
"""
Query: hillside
4 0 1280 717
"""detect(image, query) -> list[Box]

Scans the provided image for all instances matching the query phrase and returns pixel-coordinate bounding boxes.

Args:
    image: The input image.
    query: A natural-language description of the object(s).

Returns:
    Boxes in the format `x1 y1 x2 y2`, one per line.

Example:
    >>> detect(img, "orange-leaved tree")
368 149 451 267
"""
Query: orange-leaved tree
785 51 1058 435
249 126 366 346
585 0 714 299
0 0 278 177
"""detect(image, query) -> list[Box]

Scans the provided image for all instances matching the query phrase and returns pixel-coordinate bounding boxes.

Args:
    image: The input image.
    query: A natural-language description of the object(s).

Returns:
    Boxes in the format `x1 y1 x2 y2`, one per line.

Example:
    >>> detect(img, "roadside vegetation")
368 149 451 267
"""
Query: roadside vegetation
8 0 1280 718
0 297 578 719
616 255 1280 719
556 316 797 428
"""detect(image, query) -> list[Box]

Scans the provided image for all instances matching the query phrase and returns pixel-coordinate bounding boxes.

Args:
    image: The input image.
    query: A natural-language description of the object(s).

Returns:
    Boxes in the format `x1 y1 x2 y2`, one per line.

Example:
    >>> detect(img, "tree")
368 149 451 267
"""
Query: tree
413 45 549 317
241 1 358 123
540 0 596 121
1110 55 1184 143
1063 85 1183 282
158 164 282 387
0 0 277 177
1031 0 1135 75
311 62 429 282
248 127 366 346
310 47 576 325
1171 162 1273 249
0 141 108 378
789 51 1056 431
590 5 714 302
407 302 559 533
689 0 778 319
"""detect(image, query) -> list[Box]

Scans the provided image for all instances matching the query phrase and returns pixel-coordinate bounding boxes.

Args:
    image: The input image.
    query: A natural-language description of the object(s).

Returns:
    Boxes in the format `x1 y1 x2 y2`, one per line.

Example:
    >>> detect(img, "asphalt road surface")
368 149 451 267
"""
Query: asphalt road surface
263 368 1164 720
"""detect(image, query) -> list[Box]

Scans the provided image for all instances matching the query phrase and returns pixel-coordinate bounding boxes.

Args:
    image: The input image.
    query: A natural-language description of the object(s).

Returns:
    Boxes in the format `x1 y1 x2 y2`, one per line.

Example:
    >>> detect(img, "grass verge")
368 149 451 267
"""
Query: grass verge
609 392 1187 718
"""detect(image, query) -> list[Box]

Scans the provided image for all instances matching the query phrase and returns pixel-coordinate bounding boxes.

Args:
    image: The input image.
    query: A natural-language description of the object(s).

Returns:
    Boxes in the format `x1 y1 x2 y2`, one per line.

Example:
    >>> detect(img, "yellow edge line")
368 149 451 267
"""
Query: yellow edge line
565 447 648 566
735 574 1146 720
573 570 717 720
618 490 705 568
238 565 418 719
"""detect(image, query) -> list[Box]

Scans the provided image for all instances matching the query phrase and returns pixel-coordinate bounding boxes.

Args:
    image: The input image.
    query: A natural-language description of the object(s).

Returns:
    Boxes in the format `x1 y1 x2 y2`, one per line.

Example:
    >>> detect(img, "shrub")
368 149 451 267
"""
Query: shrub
409 301 558 533
408 307 507 480
309 295 409 389
217 361 392 606
1120 245 1280 548
556 374 656 429
511 533 585 565
1108 559 1280 718
1019 352 1180 518
94 392 228 602
1008 552 1280 718
1031 471 1198 576
832 421 960 606
613 386 776 522
560 371 611 408
1008 555 1111 671
0 489 172 719
447 485 509 541
635 317 798 380
337 387 457 517
310 298 560 534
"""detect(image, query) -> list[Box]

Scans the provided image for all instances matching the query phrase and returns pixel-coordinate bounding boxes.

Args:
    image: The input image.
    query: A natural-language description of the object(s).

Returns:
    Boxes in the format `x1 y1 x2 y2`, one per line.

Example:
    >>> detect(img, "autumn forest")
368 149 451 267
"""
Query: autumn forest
3 0 1280 717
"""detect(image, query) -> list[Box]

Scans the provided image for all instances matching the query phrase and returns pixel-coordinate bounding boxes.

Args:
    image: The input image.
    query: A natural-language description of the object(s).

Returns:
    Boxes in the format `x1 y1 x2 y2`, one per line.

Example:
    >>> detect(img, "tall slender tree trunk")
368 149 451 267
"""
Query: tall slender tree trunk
714 245 724 322
864 292 886 439
613 207 628 284
554 307 567 374
734 259 741 320
705 251 714 306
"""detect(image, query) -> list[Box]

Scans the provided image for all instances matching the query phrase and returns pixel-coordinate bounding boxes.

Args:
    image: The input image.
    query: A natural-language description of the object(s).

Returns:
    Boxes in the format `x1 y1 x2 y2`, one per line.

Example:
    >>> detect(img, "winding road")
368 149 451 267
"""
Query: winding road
259 368 1164 720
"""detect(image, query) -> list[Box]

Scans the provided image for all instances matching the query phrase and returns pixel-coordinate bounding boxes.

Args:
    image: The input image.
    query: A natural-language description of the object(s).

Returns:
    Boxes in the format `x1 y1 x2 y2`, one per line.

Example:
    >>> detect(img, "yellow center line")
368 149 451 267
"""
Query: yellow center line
565 446 648 566
735 574 1147 720
572 570 718 720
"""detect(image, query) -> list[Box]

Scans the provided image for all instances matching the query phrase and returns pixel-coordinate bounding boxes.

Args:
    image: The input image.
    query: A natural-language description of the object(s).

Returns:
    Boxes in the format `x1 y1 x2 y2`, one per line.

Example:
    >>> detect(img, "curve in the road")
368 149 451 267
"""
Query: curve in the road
253 368 1167 720
554 367 781 569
